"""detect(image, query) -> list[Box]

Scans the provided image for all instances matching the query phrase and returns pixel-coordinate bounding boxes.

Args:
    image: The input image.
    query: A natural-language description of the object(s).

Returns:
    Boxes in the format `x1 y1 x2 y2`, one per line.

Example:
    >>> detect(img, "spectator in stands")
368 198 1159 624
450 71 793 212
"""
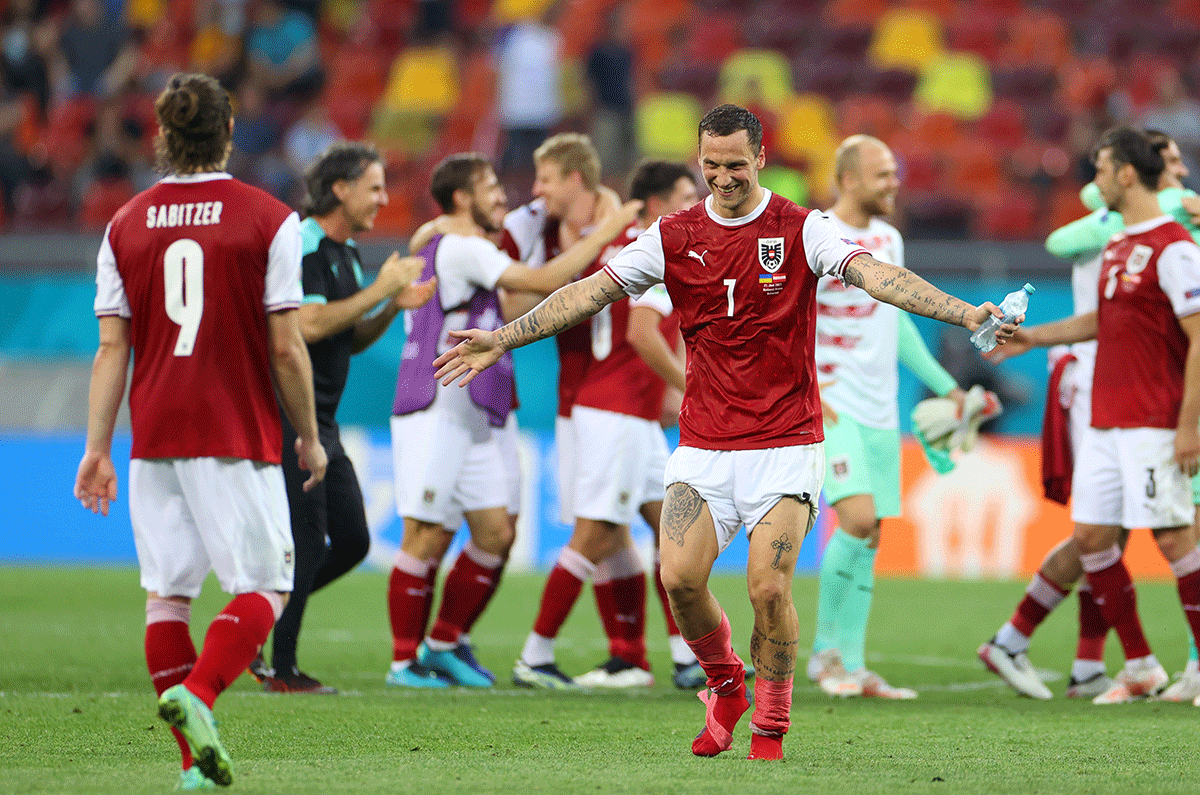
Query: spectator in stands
55 0 137 97
284 99 340 186
585 7 634 174
228 81 295 202
2 0 52 115
245 0 324 108
493 3 564 184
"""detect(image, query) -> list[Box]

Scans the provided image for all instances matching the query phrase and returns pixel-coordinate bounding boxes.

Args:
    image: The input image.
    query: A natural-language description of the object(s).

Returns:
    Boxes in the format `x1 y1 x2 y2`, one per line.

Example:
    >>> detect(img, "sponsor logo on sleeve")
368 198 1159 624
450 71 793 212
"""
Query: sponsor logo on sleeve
1186 286 1200 299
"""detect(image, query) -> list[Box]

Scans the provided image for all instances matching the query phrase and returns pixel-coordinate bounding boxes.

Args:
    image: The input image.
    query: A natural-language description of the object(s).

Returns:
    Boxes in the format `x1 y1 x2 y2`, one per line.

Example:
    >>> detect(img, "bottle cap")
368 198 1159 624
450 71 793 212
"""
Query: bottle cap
1023 283 1035 293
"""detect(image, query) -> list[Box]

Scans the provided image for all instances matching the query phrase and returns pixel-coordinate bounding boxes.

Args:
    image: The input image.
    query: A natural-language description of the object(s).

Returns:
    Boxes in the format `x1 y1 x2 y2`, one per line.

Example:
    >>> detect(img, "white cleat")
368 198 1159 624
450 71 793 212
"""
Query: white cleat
977 639 1052 700
572 657 654 689
1092 659 1169 704
1160 670 1200 702
1064 672 1114 699
855 669 918 700
807 648 847 684
818 671 863 697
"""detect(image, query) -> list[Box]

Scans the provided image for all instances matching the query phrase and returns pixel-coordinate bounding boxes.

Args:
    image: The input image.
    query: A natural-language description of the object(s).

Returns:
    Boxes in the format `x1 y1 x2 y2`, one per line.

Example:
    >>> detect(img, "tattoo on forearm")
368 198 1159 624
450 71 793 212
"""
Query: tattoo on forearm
496 278 623 351
663 482 703 547
846 255 971 327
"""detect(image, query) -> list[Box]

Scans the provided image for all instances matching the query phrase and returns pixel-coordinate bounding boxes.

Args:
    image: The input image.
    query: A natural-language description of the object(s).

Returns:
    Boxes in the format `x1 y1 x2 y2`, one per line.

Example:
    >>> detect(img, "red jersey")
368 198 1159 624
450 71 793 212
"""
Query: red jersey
1092 216 1200 429
574 222 673 421
603 191 867 450
95 173 302 462
501 200 591 417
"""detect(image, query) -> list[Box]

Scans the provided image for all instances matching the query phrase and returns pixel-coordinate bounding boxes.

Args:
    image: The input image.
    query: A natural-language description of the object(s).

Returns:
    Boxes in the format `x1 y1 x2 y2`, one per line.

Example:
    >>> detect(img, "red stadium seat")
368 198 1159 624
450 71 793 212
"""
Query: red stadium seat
836 94 902 141
974 99 1027 151
80 178 136 231
973 184 1038 240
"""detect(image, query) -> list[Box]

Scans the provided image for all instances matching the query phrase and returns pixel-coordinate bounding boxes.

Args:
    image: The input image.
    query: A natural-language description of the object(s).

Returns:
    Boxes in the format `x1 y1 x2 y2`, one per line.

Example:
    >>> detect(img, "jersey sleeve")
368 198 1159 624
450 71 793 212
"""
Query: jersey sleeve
502 202 546 263
94 222 131 318
801 211 870 279
265 211 303 312
299 250 330 305
602 219 665 298
630 282 672 316
1045 208 1123 260
1157 239 1200 318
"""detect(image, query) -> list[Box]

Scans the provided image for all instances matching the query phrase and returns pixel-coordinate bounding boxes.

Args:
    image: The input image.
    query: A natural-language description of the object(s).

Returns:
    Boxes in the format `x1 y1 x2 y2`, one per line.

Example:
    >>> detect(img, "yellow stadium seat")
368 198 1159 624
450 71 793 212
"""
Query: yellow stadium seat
775 92 838 164
492 0 554 24
718 49 794 110
381 46 460 115
869 8 945 72
758 165 809 207
125 0 166 28
913 52 993 120
636 91 703 160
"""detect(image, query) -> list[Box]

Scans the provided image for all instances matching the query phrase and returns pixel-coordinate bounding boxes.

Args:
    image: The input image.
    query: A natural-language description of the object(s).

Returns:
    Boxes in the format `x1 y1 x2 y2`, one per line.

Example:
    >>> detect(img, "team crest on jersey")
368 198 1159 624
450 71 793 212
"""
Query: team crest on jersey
758 237 784 272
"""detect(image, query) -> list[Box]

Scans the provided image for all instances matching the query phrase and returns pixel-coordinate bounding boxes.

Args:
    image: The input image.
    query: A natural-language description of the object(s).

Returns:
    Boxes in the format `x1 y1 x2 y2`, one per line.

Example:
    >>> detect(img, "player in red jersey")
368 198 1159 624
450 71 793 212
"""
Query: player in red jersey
514 160 701 690
985 127 1200 705
73 73 327 789
434 105 1012 759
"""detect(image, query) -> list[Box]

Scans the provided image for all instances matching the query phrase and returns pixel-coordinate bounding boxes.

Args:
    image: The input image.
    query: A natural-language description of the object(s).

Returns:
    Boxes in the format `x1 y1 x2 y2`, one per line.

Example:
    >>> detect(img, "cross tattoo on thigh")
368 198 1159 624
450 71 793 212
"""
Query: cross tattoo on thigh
770 534 792 569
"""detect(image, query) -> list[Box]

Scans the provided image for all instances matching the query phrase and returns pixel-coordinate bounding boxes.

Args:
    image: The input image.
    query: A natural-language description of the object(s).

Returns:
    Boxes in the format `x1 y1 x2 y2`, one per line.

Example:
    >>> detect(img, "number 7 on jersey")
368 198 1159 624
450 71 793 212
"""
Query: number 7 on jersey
724 278 736 317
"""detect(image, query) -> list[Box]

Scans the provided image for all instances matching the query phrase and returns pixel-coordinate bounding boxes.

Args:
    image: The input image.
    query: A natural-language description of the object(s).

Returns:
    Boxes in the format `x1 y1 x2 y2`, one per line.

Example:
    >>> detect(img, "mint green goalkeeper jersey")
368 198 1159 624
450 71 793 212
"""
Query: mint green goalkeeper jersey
815 214 956 430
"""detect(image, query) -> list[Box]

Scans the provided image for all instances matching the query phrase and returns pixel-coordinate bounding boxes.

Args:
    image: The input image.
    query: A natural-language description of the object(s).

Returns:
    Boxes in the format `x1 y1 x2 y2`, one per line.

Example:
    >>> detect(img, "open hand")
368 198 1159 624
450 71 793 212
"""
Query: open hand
394 277 437 310
75 451 118 515
433 328 505 386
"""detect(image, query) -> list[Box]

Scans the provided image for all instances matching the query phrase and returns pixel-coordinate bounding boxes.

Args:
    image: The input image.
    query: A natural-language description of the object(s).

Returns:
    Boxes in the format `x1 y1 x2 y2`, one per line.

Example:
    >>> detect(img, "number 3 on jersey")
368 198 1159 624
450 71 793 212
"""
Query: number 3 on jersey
164 238 203 356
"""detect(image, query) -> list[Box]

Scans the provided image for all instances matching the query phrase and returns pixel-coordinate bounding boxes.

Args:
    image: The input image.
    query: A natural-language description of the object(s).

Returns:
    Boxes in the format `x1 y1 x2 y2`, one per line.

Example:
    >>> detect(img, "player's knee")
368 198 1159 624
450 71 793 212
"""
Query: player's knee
1152 527 1193 562
1073 525 1118 553
660 566 703 605
747 572 791 614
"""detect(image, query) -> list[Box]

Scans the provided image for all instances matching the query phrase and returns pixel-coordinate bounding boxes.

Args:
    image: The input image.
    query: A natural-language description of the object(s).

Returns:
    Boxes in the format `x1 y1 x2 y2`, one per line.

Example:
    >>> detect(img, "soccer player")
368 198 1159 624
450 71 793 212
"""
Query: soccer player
513 160 699 690
73 73 327 789
385 152 640 687
806 135 967 700
984 127 1200 705
979 129 1200 701
249 143 435 694
433 105 1013 759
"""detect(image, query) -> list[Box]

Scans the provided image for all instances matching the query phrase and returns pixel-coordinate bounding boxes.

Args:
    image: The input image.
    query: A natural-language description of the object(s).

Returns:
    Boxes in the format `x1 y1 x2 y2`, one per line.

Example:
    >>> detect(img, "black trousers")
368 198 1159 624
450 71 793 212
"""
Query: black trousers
274 428 370 673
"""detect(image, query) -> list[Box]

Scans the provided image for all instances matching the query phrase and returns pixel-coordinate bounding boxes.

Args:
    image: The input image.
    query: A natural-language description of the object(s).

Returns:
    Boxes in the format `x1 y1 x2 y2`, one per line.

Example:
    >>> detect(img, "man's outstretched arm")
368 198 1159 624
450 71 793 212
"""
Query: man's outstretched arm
843 253 1007 333
434 269 628 386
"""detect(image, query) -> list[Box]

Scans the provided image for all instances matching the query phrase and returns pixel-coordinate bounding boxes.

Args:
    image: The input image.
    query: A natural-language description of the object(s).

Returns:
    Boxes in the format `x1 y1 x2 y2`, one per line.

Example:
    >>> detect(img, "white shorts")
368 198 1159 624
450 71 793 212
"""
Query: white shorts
570 406 670 525
130 457 294 598
1071 426 1193 529
663 444 825 553
495 412 523 516
392 411 508 527
556 414 575 526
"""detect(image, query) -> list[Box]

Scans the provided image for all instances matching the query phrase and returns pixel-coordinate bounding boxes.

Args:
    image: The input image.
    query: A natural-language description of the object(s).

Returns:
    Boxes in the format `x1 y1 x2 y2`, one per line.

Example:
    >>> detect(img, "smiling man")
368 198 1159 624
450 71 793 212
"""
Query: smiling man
431 105 1015 760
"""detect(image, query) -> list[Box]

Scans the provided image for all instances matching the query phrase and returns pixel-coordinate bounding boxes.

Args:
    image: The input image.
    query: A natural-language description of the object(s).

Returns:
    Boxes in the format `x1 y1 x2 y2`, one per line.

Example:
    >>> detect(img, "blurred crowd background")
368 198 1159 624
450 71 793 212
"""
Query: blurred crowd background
1 0 1200 239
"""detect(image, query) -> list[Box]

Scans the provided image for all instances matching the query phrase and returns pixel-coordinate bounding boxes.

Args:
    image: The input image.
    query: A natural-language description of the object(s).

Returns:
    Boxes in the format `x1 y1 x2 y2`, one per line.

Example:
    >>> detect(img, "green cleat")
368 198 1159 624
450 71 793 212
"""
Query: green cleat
177 765 216 790
157 685 232 787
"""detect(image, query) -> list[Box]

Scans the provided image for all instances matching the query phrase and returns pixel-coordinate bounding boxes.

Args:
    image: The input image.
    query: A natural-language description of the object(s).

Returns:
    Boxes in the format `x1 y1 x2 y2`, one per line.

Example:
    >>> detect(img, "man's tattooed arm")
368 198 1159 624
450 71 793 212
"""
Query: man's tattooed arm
842 254 984 330
496 271 626 352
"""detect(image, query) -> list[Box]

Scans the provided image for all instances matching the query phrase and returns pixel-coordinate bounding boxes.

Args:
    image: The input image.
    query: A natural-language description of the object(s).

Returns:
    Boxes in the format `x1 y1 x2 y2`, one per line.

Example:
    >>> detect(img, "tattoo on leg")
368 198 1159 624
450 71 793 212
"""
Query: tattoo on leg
663 482 703 547
770 534 793 569
750 627 799 678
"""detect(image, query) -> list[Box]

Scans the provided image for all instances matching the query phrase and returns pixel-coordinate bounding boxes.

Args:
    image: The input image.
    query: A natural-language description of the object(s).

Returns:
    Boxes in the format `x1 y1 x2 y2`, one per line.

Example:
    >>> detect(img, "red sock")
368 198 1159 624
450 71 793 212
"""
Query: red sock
430 546 503 644
145 618 196 769
593 579 621 657
461 562 504 636
653 561 681 636
184 593 275 708
1011 572 1068 636
609 572 648 669
687 612 749 757
388 560 433 663
532 564 585 639
1175 568 1200 653
1075 585 1108 661
1084 557 1151 661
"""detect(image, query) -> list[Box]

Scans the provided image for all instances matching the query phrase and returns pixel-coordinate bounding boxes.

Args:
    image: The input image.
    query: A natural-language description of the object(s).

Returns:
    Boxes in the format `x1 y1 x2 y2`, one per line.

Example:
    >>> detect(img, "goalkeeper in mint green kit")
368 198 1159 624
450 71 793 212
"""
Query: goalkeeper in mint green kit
978 129 1200 701
807 136 972 699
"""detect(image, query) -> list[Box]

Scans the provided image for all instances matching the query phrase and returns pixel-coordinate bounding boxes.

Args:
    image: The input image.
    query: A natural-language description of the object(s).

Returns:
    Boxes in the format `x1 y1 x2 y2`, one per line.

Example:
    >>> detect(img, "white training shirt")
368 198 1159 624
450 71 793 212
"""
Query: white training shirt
813 214 905 429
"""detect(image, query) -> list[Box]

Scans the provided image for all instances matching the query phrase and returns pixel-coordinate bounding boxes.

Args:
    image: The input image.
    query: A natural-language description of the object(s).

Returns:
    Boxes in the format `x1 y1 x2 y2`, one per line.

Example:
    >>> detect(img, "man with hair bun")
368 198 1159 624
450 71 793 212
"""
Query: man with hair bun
75 72 327 789
248 142 435 695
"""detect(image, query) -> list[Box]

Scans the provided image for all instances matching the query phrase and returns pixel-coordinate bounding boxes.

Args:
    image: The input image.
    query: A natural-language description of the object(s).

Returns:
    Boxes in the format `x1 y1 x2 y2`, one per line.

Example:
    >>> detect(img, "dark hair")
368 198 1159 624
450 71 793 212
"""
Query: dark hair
430 153 492 213
153 73 233 174
303 142 382 217
697 104 763 152
628 160 696 203
1092 126 1164 190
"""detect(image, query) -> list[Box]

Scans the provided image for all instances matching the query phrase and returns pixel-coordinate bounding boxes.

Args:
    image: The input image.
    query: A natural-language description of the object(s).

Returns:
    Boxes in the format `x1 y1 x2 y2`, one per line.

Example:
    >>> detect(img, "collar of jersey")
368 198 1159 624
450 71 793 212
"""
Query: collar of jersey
160 172 233 184
1122 214 1174 235
704 189 772 227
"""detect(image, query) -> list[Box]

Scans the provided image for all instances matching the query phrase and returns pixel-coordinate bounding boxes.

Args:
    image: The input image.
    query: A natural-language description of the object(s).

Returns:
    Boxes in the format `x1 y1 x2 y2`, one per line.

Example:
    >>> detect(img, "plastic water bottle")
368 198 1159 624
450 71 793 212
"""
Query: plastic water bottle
970 283 1034 353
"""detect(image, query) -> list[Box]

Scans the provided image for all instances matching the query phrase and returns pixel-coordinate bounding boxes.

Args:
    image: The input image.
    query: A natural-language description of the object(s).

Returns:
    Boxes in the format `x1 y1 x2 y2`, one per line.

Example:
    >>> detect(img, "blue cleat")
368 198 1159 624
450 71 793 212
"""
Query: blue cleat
157 685 232 787
385 661 450 688
453 641 495 684
177 765 216 790
512 659 580 690
418 642 492 687
673 662 706 690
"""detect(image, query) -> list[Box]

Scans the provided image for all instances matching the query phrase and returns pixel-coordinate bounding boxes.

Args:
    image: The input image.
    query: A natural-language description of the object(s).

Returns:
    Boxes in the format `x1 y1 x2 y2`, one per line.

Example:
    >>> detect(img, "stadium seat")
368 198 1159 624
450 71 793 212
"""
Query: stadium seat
635 91 702 160
835 94 901 141
1056 56 1118 113
944 11 1005 64
327 49 389 107
792 54 863 103
973 184 1038 240
381 46 460 115
868 8 945 72
742 0 815 52
492 0 555 24
945 138 1004 196
862 68 919 103
775 93 838 199
821 0 887 26
758 164 809 206
1000 8 1071 69
626 0 690 80
990 65 1057 105
913 52 993 120
718 49 794 109
682 8 745 65
974 99 1026 151
80 179 136 231
656 59 721 100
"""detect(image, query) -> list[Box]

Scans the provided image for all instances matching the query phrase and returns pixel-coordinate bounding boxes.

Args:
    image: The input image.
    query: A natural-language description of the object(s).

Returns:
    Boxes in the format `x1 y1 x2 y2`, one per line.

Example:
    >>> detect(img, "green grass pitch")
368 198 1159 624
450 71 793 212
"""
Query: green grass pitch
3 566 1199 795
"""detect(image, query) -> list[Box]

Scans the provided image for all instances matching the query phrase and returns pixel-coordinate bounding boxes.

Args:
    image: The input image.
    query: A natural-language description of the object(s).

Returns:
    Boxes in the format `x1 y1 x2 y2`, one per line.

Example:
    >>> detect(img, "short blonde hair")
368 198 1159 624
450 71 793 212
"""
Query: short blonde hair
534 133 600 190
834 134 889 186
